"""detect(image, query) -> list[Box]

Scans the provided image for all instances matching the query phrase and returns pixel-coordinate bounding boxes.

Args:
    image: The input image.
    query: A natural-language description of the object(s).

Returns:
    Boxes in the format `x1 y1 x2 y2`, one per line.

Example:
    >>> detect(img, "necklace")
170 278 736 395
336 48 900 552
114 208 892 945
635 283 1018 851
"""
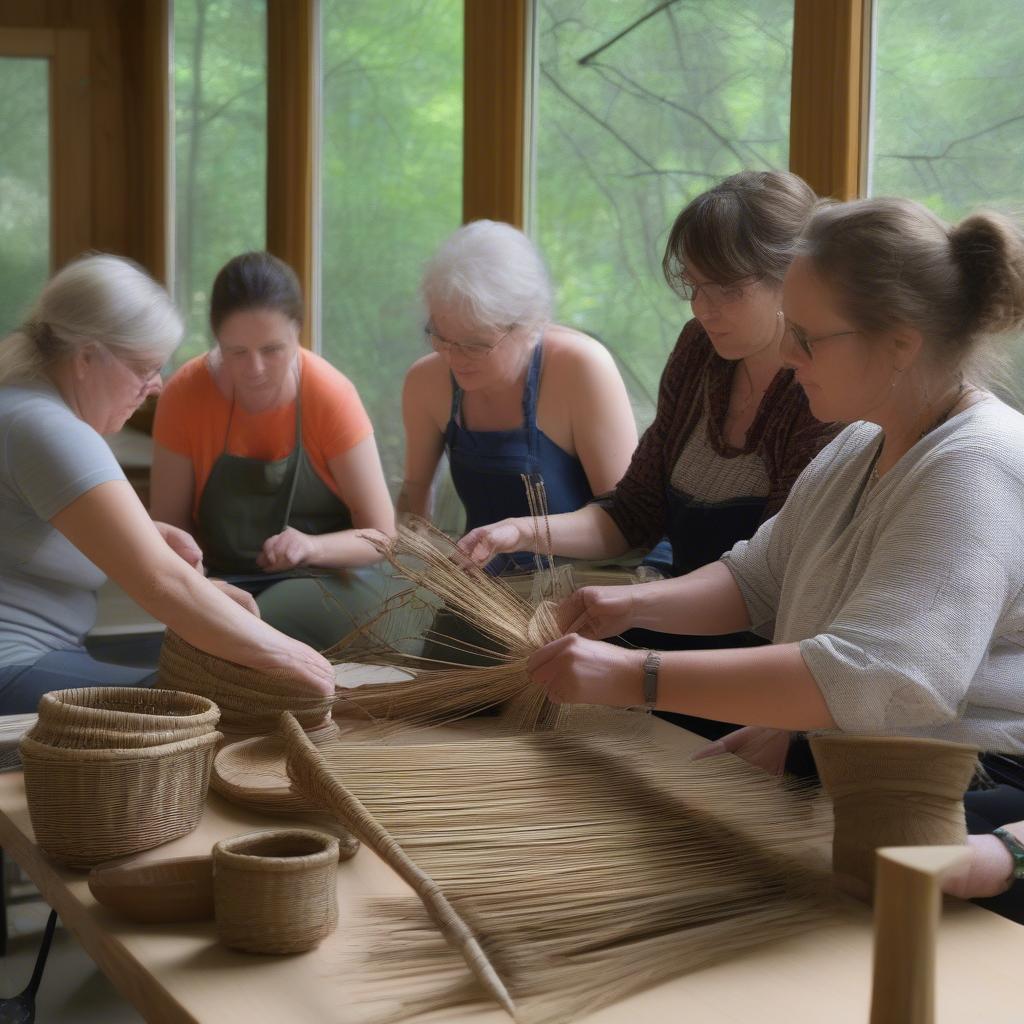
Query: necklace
867 382 973 489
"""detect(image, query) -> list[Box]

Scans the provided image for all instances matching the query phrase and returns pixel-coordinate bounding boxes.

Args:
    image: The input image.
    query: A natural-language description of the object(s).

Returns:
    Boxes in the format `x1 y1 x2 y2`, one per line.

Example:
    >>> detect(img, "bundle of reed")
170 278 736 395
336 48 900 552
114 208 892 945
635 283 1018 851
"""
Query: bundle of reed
329 518 571 732
280 713 832 1024
158 630 335 735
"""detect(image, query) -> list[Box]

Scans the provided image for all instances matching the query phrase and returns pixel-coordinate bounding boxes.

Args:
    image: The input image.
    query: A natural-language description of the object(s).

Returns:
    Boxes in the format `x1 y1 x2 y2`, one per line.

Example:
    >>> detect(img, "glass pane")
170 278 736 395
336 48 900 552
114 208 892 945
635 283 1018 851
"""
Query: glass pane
533 1 793 422
173 0 267 368
320 0 463 491
0 58 49 334
869 0 1024 221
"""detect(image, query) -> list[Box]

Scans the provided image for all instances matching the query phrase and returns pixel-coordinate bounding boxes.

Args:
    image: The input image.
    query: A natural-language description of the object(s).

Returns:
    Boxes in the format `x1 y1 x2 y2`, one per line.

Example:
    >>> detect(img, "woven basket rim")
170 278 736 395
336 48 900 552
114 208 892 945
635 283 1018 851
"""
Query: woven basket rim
38 687 220 729
214 828 338 871
20 729 222 762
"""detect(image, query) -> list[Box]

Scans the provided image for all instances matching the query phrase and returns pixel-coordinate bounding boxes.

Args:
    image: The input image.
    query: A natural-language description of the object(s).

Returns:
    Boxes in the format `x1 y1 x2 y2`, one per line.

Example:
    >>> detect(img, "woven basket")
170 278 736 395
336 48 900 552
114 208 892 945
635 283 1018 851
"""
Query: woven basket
33 687 219 749
21 730 221 869
158 631 333 734
213 828 339 954
810 733 978 900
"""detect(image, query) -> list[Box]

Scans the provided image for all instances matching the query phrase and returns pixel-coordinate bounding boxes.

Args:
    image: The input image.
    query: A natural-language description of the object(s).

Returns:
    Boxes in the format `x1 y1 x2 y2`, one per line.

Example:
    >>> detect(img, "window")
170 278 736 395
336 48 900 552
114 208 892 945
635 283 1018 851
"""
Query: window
532 0 793 420
869 0 1024 221
319 0 463 490
0 57 49 333
173 0 267 368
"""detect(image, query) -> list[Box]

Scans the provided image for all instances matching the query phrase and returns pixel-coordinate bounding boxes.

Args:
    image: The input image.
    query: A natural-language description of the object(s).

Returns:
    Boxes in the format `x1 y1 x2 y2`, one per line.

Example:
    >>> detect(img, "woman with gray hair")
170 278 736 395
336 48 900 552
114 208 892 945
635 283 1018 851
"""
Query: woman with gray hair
0 254 334 713
400 220 638 572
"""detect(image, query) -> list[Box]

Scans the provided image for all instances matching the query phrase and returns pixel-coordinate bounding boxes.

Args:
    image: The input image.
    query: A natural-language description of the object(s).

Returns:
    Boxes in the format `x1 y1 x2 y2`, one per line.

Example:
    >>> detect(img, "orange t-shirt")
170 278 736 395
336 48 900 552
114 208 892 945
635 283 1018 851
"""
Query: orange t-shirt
153 348 374 520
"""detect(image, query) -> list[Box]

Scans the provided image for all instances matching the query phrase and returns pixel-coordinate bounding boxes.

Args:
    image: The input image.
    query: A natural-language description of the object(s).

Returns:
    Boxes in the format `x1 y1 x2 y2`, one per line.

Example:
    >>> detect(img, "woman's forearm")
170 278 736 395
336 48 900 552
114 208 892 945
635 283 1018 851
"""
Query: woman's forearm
656 642 835 730
519 506 631 559
628 560 753 635
308 529 387 568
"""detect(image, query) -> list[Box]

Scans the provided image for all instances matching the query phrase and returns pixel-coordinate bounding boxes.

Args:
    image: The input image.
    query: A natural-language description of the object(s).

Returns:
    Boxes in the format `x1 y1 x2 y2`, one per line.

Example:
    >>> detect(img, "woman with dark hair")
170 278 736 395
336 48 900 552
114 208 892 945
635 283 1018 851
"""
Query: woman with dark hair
151 251 396 649
460 171 839 738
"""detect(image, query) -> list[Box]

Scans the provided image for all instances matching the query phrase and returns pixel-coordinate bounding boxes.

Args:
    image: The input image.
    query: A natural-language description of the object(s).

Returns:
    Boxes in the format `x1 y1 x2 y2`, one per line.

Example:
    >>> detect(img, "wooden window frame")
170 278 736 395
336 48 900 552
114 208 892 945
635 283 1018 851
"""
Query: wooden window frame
218 0 875 342
0 28 91 273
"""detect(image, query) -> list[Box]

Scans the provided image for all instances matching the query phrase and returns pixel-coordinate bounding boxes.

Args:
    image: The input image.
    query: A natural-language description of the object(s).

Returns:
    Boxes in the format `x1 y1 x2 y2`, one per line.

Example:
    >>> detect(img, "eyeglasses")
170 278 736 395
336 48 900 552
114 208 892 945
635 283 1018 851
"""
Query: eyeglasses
677 274 762 309
424 322 515 361
110 350 164 395
785 320 859 359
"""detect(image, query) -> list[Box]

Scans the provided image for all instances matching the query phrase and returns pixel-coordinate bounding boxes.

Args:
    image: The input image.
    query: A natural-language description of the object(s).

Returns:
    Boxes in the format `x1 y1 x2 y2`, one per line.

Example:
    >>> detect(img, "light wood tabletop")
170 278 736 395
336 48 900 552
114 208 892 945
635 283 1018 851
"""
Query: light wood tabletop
1 717 1023 1024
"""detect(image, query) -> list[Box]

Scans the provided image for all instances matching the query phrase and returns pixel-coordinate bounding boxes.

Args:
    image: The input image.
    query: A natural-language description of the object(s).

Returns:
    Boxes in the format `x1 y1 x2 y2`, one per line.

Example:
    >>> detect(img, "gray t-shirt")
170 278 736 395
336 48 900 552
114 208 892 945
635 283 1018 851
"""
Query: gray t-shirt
722 397 1024 753
0 383 125 665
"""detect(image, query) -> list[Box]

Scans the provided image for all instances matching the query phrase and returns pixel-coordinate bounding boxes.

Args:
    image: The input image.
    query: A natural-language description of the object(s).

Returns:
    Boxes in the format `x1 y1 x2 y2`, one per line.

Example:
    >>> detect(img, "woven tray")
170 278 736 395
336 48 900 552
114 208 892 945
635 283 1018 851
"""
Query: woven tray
21 730 221 869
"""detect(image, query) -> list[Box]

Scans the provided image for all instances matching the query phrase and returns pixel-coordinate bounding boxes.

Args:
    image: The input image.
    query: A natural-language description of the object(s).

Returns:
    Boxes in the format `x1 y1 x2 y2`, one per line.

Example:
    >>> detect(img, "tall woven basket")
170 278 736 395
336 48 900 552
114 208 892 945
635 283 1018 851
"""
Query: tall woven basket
158 631 334 734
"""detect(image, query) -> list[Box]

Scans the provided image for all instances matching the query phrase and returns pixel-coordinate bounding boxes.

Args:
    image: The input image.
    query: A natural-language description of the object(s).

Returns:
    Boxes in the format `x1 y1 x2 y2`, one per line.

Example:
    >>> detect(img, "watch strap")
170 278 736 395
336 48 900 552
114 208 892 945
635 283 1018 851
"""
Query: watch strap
642 650 661 709
993 827 1024 880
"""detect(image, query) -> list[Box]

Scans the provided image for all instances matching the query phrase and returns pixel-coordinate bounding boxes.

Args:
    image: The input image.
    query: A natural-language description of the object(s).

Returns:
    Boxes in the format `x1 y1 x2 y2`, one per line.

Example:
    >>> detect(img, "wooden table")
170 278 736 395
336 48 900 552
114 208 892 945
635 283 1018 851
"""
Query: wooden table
1 719 1023 1024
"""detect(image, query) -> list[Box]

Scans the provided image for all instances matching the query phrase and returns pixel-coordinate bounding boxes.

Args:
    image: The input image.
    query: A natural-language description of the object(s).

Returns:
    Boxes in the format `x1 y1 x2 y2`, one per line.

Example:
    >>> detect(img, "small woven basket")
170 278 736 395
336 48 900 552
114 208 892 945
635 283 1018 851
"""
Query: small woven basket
33 687 219 749
213 828 339 954
158 631 333 734
21 729 221 869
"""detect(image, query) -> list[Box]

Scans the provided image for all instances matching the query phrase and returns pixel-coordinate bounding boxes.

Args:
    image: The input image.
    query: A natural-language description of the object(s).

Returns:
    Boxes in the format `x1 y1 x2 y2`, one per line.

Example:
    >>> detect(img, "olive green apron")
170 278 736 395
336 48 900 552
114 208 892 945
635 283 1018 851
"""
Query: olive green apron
196 368 352 575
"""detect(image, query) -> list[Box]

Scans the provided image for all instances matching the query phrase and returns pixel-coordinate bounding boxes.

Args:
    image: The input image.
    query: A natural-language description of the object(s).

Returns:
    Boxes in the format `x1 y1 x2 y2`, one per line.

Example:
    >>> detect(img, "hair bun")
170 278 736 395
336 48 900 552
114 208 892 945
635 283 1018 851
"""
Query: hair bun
949 212 1024 337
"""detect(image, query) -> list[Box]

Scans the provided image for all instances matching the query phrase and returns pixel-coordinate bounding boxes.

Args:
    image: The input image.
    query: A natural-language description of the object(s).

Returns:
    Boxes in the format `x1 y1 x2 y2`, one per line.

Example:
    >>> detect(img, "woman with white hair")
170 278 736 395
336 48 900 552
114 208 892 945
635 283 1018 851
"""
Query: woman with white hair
400 220 638 571
0 254 334 713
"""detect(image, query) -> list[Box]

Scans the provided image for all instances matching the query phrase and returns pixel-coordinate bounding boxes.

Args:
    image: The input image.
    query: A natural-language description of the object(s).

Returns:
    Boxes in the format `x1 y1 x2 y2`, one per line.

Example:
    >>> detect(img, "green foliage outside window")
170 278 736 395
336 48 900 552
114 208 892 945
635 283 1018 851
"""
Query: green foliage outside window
0 58 49 335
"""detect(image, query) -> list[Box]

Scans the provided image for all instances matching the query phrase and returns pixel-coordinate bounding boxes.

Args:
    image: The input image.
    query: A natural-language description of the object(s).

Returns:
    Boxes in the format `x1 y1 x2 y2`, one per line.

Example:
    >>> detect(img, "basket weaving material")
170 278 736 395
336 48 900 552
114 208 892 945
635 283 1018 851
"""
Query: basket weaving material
33 687 219 749
158 631 333 734
213 829 339 954
21 730 221 869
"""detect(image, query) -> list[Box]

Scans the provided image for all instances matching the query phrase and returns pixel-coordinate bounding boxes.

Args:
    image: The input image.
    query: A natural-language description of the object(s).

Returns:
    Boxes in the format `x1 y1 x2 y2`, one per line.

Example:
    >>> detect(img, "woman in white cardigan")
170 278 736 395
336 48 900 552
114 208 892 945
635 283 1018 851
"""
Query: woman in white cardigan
528 196 1024 767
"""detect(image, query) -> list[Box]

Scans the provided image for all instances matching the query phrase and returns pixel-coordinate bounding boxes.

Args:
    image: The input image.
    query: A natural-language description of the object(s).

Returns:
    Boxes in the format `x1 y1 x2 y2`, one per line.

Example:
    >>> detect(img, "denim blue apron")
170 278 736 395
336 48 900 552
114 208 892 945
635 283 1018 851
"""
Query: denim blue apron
445 342 592 574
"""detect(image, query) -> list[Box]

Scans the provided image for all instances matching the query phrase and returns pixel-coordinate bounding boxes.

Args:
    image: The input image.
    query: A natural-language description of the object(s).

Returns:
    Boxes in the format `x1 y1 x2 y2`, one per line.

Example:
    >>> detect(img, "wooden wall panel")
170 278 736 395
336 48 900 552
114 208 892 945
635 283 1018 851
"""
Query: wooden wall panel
789 0 870 200
266 0 317 349
0 0 169 280
463 0 527 227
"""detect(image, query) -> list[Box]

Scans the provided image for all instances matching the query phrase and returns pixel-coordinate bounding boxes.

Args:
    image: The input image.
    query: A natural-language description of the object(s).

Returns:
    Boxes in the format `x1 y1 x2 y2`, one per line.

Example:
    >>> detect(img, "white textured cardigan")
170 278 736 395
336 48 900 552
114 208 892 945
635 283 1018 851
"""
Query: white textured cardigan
722 397 1024 753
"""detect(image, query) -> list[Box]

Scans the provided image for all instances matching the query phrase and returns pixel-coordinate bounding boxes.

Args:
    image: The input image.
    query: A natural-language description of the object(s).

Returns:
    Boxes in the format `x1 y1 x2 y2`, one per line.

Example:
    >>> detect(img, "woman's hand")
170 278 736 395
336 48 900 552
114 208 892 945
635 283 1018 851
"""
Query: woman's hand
153 521 204 571
209 579 261 617
257 527 320 572
555 585 637 639
247 636 336 697
691 726 792 776
943 834 1015 900
528 634 645 707
457 519 527 566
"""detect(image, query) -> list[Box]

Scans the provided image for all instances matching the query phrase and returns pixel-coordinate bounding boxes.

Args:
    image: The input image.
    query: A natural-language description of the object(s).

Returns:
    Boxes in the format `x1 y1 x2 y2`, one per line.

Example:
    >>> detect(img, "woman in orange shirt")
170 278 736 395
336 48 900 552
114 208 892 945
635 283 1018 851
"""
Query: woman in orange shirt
151 251 396 649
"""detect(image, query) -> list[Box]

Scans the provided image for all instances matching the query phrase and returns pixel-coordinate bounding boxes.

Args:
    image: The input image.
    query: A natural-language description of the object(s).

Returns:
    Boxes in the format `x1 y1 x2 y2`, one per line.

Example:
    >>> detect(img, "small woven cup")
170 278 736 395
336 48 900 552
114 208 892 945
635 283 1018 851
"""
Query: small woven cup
213 829 340 954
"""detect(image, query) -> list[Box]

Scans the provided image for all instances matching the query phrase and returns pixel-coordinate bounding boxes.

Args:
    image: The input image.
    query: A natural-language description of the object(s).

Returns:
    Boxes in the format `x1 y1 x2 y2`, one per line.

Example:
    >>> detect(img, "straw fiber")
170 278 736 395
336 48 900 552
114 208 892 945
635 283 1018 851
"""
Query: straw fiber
279 713 833 1024
213 828 340 954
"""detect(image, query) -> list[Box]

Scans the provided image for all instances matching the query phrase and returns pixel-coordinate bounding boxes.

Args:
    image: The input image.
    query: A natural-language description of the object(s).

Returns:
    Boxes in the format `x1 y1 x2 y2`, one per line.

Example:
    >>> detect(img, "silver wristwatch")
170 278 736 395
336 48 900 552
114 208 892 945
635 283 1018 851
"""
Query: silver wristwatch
642 650 661 709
